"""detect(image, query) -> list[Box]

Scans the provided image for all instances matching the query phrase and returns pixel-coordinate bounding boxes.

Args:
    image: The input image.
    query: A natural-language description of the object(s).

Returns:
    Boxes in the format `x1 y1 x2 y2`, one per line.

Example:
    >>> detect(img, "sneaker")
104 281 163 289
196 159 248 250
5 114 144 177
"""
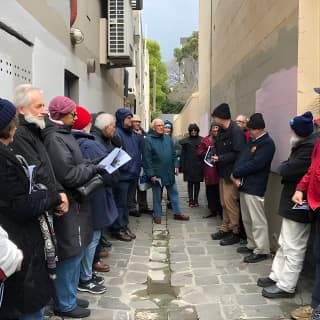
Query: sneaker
92 273 104 285
219 233 240 246
211 230 231 240
257 277 276 288
237 246 253 254
290 305 313 319
54 306 90 318
77 298 89 308
78 280 107 294
262 284 295 299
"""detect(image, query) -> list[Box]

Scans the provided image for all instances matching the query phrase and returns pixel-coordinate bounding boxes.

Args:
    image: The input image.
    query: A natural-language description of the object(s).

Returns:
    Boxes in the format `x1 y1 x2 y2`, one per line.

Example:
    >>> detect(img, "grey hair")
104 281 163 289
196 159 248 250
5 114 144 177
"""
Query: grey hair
13 84 42 107
95 113 115 129
151 118 163 130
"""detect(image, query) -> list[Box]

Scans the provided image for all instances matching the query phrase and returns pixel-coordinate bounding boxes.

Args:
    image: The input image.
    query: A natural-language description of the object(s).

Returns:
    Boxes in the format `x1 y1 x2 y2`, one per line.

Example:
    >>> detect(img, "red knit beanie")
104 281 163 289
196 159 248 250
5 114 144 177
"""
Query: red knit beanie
73 106 92 130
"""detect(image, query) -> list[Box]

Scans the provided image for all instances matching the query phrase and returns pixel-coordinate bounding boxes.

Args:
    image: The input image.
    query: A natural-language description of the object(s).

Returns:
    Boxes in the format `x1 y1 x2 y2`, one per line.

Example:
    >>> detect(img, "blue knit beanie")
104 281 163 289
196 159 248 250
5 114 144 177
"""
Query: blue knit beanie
290 111 314 137
0 98 16 131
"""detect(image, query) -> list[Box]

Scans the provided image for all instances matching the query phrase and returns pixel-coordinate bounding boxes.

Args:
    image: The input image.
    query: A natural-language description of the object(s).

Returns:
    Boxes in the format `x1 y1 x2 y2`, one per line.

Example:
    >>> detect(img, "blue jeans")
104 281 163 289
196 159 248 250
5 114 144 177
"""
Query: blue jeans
312 214 320 308
19 307 45 320
54 251 84 312
80 230 101 281
112 180 135 230
152 183 181 218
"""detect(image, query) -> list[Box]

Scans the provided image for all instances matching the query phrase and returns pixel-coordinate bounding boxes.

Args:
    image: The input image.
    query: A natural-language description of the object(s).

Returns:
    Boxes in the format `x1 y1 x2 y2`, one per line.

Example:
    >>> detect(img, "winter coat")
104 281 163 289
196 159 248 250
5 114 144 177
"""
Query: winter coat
114 109 142 181
278 133 317 223
42 122 96 260
296 138 320 211
233 132 275 197
215 121 246 183
91 125 122 153
0 142 61 318
10 116 63 195
180 135 204 182
197 135 219 185
72 130 119 229
143 130 178 186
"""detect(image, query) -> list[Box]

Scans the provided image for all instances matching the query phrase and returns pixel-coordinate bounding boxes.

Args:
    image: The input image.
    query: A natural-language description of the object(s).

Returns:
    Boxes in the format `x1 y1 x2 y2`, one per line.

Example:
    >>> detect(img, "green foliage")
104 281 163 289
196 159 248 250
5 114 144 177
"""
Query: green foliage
162 100 185 114
146 39 169 111
174 31 198 63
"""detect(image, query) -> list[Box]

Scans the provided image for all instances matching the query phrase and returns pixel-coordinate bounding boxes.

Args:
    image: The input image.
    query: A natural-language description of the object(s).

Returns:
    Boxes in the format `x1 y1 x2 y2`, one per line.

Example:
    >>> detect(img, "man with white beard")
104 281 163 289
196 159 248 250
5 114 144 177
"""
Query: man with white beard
257 111 317 299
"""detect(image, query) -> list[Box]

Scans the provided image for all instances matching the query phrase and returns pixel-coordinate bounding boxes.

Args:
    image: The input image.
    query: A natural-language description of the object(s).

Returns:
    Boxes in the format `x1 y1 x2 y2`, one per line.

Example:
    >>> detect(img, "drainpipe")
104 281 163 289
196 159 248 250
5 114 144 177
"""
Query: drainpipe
70 0 77 27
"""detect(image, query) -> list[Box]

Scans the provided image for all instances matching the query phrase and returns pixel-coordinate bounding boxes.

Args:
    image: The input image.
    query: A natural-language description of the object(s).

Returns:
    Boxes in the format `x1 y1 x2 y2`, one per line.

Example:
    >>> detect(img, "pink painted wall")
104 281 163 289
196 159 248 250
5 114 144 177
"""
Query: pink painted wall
256 66 297 172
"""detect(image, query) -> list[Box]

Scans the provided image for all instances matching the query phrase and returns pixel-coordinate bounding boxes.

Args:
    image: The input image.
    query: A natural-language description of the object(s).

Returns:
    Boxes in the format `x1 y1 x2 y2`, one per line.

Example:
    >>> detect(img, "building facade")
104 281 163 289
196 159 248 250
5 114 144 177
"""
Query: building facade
174 0 320 247
0 0 149 118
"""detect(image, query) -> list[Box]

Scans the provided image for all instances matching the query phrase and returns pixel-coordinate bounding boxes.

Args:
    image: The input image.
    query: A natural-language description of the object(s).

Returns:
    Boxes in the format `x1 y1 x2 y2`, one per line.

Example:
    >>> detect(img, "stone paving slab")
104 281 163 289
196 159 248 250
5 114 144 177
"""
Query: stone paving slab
73 177 312 320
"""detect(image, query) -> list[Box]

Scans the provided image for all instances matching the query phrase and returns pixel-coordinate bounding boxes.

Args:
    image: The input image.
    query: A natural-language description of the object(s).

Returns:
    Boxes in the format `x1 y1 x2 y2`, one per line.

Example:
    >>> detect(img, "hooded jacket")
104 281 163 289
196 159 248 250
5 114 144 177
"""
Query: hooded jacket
114 108 142 181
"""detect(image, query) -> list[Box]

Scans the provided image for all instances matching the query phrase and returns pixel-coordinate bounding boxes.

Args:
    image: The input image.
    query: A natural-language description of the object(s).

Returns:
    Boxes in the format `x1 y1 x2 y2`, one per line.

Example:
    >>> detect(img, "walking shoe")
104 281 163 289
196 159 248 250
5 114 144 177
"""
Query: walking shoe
77 298 89 308
243 253 268 263
125 227 136 239
211 230 231 240
290 305 313 319
54 306 90 318
189 199 194 208
78 279 107 294
167 202 172 209
257 277 276 288
237 246 253 254
220 233 240 246
153 217 161 224
93 260 110 272
129 209 141 217
262 284 295 299
92 273 104 285
111 230 132 241
174 214 190 221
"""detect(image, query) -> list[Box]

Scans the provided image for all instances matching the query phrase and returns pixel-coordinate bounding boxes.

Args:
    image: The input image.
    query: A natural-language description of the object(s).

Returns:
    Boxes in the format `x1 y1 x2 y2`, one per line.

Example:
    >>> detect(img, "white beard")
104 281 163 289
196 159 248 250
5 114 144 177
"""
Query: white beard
24 114 46 129
289 134 303 147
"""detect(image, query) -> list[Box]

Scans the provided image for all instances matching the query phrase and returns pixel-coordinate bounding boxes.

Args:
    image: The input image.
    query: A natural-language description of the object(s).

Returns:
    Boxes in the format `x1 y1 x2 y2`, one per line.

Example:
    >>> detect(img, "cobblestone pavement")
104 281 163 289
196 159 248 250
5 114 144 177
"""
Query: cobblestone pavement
72 177 313 320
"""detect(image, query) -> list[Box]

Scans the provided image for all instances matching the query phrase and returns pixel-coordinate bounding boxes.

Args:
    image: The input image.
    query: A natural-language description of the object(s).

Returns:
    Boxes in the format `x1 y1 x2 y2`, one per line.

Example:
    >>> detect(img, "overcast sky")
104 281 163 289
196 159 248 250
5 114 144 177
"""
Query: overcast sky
141 0 198 62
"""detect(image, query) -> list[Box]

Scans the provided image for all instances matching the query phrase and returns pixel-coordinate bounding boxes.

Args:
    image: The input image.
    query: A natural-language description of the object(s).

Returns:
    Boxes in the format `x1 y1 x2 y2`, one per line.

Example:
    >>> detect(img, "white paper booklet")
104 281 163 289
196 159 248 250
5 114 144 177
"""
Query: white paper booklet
99 147 132 174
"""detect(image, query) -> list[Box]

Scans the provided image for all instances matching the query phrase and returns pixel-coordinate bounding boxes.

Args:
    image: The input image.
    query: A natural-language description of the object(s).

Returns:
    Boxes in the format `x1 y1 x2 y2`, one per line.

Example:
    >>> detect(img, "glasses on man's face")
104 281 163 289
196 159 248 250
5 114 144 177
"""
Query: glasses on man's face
69 111 77 118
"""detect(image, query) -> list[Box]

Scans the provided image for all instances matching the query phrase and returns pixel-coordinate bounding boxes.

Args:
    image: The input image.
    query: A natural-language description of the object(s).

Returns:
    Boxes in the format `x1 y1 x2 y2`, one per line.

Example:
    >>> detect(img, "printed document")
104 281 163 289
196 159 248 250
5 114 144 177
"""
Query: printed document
99 147 132 174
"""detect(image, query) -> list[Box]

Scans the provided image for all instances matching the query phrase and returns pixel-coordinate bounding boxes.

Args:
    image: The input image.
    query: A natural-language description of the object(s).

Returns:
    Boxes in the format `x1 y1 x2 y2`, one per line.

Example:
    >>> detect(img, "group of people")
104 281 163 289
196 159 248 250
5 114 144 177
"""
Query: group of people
200 102 320 319
1 83 320 320
0 84 193 319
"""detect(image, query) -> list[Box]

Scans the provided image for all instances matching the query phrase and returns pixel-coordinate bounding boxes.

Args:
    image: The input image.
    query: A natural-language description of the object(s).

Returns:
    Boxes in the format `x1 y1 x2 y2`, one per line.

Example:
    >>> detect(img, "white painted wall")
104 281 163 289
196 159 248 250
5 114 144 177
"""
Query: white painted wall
0 0 123 112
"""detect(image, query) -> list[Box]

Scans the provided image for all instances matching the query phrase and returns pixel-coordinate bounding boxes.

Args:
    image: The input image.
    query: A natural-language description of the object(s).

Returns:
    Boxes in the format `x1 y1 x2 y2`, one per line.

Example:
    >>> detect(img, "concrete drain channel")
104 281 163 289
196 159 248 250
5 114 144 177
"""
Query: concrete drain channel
135 209 198 320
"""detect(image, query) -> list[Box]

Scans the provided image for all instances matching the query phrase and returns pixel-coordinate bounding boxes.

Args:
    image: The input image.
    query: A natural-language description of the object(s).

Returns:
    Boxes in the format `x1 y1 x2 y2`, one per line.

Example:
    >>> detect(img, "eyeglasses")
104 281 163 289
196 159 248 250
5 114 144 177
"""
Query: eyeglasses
69 111 77 118
190 129 198 132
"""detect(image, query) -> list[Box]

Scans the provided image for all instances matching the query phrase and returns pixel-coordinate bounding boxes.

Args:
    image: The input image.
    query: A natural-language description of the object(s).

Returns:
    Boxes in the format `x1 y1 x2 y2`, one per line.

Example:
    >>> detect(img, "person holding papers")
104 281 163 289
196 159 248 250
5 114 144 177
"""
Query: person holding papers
143 118 190 224
257 112 316 299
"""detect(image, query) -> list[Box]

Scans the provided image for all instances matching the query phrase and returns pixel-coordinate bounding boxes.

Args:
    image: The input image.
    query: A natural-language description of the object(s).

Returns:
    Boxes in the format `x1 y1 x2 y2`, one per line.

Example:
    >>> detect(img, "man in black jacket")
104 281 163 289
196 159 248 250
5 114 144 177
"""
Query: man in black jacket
257 111 316 299
231 113 275 263
211 103 246 245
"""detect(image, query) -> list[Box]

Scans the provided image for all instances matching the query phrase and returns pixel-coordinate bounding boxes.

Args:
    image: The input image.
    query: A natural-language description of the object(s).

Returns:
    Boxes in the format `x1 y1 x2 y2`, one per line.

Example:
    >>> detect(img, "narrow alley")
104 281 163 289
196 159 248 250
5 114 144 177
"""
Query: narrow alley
72 176 313 320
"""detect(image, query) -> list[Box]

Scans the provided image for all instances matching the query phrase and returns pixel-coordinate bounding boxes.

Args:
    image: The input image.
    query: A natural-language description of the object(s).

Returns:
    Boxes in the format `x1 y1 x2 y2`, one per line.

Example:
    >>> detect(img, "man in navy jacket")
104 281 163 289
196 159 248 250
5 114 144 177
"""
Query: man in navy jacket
231 113 275 263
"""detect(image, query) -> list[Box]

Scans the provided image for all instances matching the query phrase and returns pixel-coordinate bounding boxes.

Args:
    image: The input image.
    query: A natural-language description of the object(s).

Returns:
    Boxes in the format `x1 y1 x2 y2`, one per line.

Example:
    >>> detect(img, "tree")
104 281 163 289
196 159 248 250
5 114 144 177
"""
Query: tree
146 39 169 115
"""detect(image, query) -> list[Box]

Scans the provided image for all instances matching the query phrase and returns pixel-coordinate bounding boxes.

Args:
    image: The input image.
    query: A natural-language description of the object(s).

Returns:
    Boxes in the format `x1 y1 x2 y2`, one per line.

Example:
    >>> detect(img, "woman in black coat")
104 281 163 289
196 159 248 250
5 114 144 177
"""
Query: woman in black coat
0 98 62 320
179 123 204 207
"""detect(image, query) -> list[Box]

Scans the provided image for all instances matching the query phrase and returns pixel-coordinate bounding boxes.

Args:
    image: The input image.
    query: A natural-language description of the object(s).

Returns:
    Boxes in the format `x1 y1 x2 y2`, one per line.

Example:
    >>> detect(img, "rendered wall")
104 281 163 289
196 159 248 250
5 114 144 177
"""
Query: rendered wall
0 0 124 113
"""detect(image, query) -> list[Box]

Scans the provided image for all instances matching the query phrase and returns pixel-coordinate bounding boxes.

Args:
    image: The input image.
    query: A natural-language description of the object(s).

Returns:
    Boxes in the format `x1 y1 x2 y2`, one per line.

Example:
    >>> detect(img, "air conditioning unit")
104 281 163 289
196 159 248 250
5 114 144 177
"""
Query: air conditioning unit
131 0 143 10
107 0 134 67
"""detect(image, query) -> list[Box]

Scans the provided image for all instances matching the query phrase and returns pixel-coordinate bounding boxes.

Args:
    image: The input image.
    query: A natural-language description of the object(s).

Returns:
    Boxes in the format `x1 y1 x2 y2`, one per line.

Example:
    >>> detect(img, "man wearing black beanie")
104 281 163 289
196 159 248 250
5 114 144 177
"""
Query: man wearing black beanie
211 103 246 245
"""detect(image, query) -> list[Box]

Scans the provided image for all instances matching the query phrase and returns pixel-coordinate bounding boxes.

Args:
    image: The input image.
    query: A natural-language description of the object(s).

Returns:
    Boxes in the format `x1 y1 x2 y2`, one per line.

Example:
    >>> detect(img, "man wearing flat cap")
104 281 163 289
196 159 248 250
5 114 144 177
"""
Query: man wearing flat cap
231 113 275 263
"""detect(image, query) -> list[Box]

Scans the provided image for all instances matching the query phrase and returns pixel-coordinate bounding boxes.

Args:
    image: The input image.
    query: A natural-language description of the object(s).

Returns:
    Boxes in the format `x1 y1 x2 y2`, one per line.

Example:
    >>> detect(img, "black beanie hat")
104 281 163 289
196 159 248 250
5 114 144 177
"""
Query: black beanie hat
247 113 265 129
290 111 314 137
188 123 199 132
0 98 16 131
211 103 231 119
